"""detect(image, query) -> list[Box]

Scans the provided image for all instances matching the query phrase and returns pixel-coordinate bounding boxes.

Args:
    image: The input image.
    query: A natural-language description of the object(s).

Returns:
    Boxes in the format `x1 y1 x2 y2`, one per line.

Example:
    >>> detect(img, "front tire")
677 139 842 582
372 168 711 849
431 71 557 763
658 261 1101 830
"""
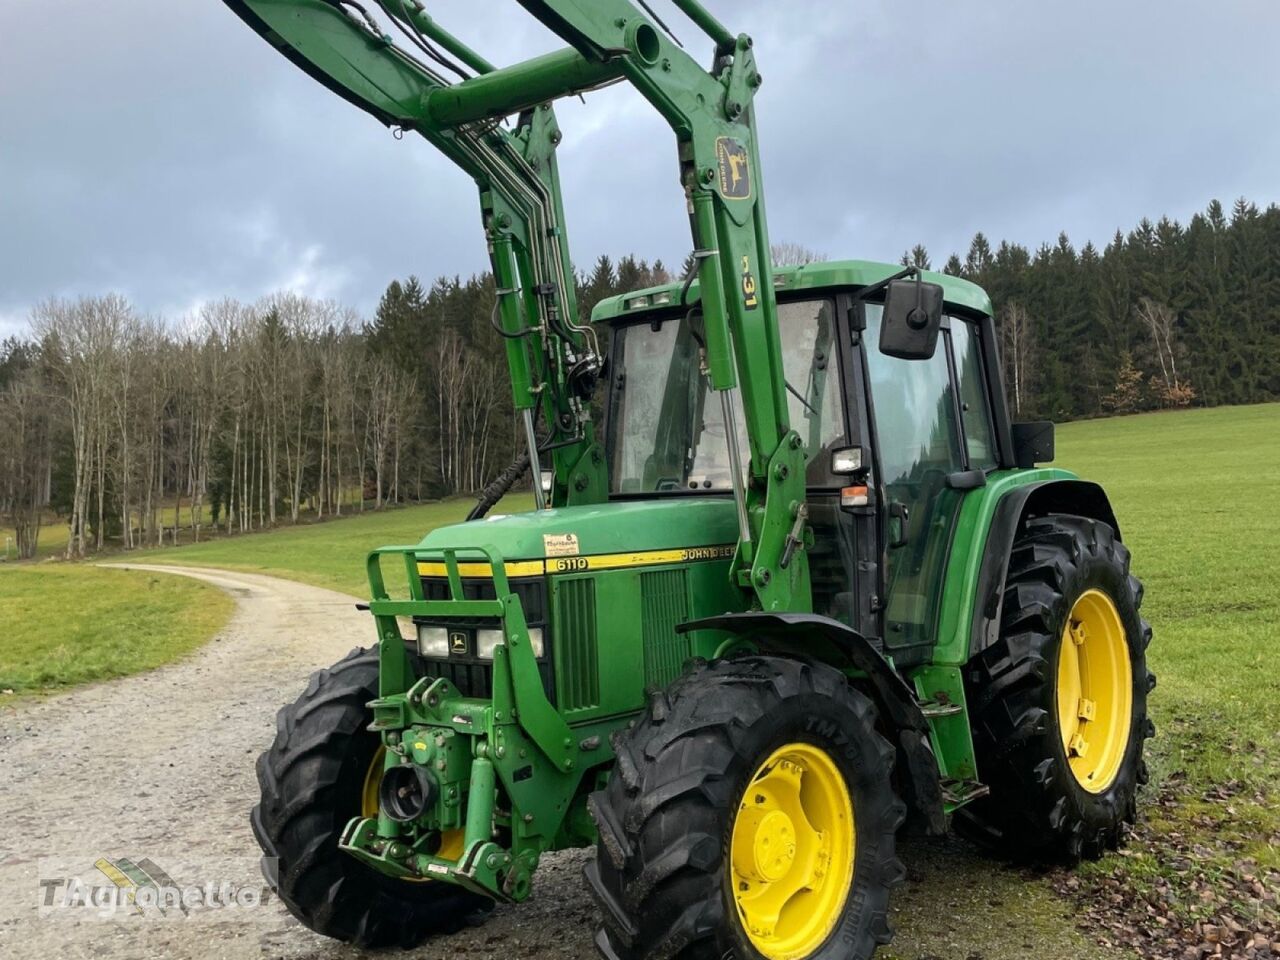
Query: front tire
585 656 906 960
963 514 1154 863
251 646 491 947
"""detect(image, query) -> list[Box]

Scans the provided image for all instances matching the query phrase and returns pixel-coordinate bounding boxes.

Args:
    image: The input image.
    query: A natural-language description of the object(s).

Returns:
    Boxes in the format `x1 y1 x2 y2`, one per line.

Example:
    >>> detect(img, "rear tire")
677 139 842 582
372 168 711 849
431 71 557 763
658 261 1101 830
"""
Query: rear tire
585 656 906 960
251 646 492 947
962 514 1154 863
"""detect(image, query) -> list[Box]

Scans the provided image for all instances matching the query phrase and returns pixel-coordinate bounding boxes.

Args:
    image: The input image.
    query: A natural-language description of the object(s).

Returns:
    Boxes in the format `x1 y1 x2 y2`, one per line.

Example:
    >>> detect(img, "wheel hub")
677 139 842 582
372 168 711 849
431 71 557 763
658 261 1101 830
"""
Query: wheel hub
734 807 798 883
730 743 855 960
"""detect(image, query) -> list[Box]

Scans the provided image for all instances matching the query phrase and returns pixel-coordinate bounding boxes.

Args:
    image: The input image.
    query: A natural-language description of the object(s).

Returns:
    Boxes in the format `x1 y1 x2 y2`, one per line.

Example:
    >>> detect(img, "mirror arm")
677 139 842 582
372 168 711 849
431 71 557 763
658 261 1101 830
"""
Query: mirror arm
852 266 918 304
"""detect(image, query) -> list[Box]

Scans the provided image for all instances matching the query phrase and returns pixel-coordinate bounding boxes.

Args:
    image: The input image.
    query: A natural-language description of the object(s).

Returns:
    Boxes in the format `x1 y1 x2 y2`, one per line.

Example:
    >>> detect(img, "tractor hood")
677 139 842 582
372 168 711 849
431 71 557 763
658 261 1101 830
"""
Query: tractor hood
417 497 739 566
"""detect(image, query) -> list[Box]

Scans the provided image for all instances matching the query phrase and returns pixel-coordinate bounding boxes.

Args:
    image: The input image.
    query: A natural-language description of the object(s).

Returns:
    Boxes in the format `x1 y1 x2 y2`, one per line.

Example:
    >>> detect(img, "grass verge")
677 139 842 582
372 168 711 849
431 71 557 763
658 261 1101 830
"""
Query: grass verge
0 565 235 696
1055 403 1280 957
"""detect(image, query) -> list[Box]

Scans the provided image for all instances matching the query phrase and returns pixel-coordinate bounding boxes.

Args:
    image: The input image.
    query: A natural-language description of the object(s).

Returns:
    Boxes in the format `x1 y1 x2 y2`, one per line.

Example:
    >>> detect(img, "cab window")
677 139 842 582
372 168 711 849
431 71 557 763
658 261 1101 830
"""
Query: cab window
949 320 997 469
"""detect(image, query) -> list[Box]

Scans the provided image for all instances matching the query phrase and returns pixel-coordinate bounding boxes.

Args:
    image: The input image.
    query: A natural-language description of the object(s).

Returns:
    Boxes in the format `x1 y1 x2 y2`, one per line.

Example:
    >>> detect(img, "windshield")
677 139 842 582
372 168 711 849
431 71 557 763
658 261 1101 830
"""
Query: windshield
606 298 845 494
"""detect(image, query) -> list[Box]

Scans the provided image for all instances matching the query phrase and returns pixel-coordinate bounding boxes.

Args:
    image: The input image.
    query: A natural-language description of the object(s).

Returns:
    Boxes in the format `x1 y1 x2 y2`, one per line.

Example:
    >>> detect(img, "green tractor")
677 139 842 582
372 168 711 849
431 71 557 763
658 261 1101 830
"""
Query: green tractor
227 2 1154 958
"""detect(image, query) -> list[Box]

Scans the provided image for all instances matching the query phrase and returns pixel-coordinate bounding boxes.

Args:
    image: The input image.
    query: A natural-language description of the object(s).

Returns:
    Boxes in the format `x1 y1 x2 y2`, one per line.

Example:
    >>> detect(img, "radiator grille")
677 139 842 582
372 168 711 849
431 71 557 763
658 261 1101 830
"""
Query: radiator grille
641 569 690 688
553 578 599 711
412 575 553 704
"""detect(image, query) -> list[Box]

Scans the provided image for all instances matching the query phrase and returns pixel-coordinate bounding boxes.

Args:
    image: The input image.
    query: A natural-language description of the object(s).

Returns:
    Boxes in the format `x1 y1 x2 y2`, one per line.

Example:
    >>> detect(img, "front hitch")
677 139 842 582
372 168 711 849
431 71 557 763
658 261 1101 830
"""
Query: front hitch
349 545 595 903
339 739 537 902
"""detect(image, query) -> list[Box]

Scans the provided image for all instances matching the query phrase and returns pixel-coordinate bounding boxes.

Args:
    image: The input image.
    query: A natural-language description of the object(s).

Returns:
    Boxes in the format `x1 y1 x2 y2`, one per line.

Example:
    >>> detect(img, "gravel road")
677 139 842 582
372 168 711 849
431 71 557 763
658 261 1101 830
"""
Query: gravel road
0 565 1120 960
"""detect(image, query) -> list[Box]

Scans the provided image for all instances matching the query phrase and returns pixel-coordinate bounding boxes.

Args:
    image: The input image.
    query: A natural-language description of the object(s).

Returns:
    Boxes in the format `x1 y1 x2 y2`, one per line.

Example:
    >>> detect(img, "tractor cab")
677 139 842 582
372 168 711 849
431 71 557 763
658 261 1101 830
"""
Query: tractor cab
593 259 1011 667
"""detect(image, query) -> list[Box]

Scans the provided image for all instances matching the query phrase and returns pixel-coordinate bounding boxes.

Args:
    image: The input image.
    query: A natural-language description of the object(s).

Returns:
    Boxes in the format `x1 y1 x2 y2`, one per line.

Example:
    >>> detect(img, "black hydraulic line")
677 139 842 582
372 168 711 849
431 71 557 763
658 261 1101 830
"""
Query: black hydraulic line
538 434 585 454
466 450 532 521
635 0 683 48
394 0 472 81
678 248 717 307
489 289 533 339
318 0 381 35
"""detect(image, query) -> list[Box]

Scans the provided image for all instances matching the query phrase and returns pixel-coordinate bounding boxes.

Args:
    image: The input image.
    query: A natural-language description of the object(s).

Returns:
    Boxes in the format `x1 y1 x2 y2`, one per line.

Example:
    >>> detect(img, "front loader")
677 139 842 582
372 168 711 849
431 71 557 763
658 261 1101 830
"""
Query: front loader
226 3 1155 958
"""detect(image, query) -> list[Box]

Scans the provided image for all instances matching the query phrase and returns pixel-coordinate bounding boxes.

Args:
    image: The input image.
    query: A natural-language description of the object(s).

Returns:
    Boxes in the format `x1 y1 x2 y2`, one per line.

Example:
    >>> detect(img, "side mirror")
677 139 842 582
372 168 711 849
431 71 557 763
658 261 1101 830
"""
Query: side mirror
879 278 944 360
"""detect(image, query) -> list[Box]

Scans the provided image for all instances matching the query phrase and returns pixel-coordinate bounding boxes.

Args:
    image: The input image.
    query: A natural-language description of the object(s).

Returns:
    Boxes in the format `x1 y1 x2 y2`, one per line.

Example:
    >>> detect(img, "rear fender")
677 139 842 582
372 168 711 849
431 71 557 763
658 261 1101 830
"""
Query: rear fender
677 612 947 834
970 479 1121 657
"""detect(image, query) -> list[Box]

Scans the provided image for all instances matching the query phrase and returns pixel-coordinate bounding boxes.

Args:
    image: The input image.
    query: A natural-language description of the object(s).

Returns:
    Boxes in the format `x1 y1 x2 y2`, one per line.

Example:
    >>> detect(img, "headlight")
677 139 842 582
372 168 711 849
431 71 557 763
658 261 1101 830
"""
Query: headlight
474 626 544 660
476 628 503 660
417 625 450 658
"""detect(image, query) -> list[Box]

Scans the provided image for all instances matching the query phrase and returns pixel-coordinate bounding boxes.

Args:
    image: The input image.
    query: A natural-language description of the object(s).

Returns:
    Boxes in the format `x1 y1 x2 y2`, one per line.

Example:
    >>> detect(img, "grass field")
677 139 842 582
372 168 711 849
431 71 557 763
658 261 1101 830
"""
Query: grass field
111 494 533 597
1052 403 1280 953
0 515 68 561
0 489 369 562
0 565 234 694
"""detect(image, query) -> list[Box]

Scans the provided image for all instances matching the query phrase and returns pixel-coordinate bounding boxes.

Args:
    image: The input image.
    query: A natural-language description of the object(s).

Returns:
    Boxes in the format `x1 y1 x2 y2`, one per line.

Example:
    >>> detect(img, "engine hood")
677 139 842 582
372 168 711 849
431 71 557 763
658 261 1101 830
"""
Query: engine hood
417 497 739 565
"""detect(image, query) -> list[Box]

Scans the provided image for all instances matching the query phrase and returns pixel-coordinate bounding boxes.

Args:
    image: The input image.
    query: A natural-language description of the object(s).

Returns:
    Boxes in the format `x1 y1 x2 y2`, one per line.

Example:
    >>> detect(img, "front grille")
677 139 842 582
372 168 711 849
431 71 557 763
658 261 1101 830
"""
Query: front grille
552 577 599 711
412 575 554 704
641 569 690 688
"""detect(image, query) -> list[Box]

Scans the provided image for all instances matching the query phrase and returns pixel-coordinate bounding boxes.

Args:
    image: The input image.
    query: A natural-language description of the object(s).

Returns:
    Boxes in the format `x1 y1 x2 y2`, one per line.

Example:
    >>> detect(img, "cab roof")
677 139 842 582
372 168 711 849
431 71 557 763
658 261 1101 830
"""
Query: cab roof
590 258 993 322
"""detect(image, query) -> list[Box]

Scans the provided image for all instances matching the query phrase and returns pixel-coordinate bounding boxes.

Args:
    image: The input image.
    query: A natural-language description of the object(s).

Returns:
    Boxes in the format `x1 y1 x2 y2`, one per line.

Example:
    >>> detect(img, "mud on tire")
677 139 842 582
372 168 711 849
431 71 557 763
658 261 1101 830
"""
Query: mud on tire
585 655 906 960
962 514 1154 863
250 646 491 948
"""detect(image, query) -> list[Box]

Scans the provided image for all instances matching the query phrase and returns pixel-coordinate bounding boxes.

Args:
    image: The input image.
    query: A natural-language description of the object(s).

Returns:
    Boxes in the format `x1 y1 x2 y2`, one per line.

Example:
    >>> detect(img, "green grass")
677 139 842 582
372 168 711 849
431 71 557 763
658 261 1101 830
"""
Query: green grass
0 515 69 561
1056 403 1280 935
1058 404 1280 798
110 495 533 597
0 489 368 562
0 565 235 694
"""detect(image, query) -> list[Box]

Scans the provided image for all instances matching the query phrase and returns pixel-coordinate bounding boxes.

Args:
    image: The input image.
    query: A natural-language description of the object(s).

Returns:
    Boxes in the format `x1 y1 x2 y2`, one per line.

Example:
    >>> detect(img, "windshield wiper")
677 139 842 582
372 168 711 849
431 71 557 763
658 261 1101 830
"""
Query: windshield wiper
785 379 817 416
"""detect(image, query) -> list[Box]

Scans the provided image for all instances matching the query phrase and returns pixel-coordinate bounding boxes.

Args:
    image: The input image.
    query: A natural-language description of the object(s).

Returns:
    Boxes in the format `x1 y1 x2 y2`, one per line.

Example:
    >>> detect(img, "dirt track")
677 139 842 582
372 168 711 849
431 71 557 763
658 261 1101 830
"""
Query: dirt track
0 565 1125 960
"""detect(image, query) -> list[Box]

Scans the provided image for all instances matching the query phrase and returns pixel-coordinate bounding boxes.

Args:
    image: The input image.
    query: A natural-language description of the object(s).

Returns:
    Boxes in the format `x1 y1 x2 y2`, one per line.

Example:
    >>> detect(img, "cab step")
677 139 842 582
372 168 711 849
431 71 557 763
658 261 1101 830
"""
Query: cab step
916 697 964 719
940 777 990 810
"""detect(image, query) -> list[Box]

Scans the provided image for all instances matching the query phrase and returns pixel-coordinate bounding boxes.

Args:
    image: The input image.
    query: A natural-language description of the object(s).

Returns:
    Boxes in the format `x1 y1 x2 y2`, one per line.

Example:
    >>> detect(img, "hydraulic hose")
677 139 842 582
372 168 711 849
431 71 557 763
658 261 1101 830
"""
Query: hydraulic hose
466 449 533 521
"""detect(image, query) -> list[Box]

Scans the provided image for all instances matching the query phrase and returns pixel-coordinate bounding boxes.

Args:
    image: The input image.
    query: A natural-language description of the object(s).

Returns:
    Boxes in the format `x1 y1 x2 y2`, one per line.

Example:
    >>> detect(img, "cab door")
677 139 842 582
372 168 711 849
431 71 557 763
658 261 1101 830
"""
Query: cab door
858 305 999 664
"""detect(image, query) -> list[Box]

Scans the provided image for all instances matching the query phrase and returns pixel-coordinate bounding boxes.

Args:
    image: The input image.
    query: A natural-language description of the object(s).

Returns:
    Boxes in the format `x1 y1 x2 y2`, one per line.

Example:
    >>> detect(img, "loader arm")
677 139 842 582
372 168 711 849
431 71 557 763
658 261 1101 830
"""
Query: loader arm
223 0 809 611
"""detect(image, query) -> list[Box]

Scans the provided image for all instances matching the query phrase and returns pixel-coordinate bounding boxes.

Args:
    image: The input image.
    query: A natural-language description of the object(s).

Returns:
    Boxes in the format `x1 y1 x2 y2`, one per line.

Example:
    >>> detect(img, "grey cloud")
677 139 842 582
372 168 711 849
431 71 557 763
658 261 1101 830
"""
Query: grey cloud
2 0 1278 332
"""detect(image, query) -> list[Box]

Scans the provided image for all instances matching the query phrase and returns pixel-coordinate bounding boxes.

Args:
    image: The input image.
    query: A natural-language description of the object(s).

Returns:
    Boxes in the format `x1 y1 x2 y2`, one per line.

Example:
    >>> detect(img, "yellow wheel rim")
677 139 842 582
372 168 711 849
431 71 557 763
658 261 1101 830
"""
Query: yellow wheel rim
360 746 464 877
361 745 387 819
1056 589 1133 793
730 742 856 960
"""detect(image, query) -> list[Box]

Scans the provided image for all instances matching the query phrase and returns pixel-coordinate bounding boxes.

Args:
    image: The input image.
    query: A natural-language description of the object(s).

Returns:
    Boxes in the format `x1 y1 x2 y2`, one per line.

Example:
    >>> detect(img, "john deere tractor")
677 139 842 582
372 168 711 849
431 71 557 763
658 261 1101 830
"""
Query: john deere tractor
227 2 1154 958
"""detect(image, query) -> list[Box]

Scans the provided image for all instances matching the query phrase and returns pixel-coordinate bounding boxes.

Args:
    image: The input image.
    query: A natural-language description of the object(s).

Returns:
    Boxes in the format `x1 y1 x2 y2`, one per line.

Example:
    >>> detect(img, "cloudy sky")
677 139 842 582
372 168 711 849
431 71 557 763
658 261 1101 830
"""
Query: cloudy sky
2 0 1278 337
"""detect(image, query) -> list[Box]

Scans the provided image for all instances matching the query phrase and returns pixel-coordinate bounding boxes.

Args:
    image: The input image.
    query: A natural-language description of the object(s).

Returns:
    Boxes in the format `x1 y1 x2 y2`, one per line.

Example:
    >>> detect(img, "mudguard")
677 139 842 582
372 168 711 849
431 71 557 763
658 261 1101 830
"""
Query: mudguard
970 478 1121 657
677 611 947 834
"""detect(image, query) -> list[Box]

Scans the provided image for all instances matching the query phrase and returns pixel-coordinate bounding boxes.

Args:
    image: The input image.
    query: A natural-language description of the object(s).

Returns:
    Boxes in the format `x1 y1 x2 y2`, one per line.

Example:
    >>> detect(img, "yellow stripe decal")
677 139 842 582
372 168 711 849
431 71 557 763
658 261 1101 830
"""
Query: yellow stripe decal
416 559 546 578
416 544 734 579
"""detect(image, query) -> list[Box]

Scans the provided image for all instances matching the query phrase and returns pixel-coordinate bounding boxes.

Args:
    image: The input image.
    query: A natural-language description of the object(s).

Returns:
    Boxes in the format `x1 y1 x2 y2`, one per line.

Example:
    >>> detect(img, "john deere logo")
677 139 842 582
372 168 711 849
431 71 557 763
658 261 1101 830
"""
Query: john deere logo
715 137 751 199
449 631 468 655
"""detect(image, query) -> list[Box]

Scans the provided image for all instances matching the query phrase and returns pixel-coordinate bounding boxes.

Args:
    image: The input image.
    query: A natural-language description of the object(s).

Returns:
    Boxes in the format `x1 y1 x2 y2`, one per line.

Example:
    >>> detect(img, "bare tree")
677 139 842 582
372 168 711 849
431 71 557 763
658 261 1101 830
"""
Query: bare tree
1137 297 1179 390
0 369 55 559
770 242 827 267
999 301 1035 417
32 295 131 556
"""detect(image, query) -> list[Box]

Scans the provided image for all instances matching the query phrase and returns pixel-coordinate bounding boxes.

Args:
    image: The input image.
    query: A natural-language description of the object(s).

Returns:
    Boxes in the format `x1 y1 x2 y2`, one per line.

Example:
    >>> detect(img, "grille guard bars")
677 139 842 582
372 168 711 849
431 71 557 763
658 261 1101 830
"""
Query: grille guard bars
348 543 581 900
365 543 575 772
